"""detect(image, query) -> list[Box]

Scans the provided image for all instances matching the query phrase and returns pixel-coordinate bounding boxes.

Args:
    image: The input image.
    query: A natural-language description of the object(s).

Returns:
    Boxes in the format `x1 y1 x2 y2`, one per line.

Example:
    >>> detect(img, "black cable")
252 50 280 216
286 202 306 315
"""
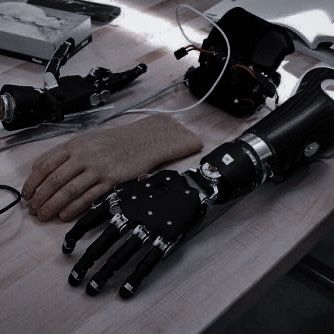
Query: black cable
0 184 21 215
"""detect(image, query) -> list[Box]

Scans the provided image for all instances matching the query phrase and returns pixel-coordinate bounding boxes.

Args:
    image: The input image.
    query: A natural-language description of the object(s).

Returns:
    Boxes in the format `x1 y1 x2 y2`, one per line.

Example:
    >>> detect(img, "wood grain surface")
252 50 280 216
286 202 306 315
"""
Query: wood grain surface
0 1 333 333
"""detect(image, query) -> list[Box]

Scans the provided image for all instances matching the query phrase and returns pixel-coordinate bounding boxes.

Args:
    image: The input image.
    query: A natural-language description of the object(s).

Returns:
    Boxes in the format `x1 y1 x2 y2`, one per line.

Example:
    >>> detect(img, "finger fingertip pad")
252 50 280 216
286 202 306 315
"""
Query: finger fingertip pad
86 281 101 296
21 189 32 200
68 273 82 287
119 283 135 300
62 243 74 254
62 237 76 254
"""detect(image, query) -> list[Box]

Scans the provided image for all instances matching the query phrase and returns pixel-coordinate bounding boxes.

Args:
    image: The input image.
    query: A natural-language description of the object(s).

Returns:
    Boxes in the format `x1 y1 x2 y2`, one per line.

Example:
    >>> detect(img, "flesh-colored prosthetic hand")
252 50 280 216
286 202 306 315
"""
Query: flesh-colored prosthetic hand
22 114 202 222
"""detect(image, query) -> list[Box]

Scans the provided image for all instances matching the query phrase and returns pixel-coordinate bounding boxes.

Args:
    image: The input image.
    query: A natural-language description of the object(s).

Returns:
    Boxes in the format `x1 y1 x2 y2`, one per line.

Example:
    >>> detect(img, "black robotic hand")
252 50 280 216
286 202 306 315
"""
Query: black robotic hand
62 66 334 298
62 170 204 298
0 40 147 131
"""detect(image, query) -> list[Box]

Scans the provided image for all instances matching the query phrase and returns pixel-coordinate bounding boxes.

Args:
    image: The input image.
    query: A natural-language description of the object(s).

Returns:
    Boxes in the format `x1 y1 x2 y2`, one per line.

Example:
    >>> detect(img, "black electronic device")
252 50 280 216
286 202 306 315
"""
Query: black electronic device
177 8 294 116
27 0 121 23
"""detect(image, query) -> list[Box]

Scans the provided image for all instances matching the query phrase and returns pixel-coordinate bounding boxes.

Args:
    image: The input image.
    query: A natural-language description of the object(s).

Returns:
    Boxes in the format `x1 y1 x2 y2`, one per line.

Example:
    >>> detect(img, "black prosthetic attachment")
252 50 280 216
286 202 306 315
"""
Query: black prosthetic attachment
199 142 262 203
64 170 203 297
187 67 334 207
0 85 49 131
243 67 334 181
189 68 334 204
183 7 294 116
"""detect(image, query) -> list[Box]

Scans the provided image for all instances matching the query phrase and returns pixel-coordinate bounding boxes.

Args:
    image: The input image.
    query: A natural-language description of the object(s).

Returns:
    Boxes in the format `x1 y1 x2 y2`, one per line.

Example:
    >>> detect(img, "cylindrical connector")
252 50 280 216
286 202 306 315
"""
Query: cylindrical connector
0 85 51 131
0 93 15 123
200 141 264 202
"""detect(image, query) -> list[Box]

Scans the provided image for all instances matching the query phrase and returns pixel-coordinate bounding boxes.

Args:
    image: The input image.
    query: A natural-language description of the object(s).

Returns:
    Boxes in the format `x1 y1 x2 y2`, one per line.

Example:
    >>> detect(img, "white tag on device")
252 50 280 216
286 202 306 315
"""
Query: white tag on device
222 154 234 165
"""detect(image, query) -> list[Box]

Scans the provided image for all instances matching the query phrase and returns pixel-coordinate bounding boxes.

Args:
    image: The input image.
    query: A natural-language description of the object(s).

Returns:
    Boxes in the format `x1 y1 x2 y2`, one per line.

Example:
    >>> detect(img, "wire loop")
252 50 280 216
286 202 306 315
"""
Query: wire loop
0 185 21 215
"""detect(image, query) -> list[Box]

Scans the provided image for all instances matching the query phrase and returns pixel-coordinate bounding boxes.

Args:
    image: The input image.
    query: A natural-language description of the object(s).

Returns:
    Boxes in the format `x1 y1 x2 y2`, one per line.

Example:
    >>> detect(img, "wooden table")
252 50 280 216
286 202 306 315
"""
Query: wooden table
0 1 333 333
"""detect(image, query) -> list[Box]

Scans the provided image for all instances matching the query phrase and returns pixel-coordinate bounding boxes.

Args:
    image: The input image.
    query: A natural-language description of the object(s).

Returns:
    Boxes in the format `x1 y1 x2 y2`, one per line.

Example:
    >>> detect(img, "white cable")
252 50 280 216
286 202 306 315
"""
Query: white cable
123 4 231 114
98 78 186 124
175 5 203 48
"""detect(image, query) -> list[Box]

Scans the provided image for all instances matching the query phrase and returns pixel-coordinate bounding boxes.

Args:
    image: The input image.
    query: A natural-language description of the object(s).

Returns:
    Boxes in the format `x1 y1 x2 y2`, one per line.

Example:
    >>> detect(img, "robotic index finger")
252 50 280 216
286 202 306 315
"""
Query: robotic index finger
62 67 334 299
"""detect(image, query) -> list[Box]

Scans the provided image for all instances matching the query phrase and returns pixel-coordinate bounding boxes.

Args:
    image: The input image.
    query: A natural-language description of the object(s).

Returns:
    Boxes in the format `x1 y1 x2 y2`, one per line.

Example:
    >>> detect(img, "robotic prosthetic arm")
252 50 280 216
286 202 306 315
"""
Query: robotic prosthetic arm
62 67 334 298
0 40 147 131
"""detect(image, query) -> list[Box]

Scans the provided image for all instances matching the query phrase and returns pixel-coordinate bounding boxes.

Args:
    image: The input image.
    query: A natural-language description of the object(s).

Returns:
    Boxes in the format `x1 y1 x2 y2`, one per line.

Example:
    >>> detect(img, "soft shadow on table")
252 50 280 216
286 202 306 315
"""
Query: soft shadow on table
0 203 26 246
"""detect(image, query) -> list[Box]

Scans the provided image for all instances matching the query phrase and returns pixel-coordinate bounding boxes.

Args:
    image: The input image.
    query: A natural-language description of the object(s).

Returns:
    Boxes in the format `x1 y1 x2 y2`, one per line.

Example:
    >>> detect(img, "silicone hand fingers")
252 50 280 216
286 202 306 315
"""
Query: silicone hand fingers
23 115 203 223
31 144 64 168
59 183 111 222
28 159 85 213
36 171 101 221
22 149 70 200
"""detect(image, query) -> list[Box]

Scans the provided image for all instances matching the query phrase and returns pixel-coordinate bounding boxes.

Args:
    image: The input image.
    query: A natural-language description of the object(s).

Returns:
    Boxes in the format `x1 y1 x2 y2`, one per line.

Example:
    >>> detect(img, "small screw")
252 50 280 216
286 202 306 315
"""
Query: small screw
146 183 151 188
185 190 191 194
131 195 137 200
167 221 173 225
208 165 218 173
148 211 153 216
166 177 171 181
